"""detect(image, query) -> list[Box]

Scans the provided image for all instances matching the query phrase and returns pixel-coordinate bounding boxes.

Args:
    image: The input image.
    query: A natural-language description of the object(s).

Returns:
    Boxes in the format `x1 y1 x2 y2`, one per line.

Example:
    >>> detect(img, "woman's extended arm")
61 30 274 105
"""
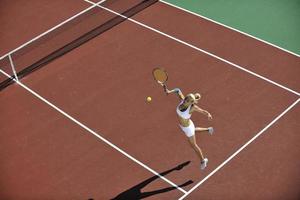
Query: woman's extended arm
192 105 213 120
160 83 184 100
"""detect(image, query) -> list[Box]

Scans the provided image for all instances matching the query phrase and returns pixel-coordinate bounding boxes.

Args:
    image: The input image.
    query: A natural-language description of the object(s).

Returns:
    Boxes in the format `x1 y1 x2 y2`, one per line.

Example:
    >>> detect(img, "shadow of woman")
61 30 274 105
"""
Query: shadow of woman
111 161 193 200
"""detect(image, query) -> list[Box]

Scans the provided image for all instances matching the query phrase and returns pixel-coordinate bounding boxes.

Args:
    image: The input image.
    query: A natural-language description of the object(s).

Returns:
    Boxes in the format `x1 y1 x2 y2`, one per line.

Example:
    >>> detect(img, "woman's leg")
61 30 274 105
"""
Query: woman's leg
196 127 214 135
187 135 205 161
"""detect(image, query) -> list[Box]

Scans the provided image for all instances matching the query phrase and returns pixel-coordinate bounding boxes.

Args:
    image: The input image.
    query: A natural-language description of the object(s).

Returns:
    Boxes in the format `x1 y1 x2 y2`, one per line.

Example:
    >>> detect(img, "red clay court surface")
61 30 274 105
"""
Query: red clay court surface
0 1 299 199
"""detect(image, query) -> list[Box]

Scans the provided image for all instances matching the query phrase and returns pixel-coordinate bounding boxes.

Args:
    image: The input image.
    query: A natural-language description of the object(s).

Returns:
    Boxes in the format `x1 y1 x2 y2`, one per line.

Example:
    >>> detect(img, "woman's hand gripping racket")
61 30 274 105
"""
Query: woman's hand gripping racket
152 67 169 94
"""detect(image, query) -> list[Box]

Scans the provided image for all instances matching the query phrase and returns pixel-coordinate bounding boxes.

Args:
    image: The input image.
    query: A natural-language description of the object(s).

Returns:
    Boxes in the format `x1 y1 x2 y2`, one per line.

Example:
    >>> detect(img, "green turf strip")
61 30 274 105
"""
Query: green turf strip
164 0 300 55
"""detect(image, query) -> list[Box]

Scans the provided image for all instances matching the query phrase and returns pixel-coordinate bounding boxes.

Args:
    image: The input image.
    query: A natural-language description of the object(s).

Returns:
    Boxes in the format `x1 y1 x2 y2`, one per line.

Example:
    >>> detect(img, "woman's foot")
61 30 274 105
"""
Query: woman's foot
200 158 208 170
208 127 214 135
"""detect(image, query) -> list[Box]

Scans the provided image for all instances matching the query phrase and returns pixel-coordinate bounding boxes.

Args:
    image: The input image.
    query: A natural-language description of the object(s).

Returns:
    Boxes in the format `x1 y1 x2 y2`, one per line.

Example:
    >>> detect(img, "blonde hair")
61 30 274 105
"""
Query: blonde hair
185 93 196 101
195 93 201 100
184 93 201 104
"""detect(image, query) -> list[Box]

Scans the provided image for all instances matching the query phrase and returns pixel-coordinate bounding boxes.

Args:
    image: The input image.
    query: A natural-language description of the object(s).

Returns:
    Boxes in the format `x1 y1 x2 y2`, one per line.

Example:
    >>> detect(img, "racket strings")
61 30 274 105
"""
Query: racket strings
153 68 168 83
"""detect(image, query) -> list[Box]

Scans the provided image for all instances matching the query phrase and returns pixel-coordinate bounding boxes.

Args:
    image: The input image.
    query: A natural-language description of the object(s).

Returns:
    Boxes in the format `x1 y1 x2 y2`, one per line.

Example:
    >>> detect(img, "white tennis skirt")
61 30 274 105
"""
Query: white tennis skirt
179 120 195 137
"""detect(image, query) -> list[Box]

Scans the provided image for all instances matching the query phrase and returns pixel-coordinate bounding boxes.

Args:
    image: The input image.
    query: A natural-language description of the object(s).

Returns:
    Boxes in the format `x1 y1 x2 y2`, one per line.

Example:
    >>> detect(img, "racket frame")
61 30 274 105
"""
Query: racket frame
152 67 168 84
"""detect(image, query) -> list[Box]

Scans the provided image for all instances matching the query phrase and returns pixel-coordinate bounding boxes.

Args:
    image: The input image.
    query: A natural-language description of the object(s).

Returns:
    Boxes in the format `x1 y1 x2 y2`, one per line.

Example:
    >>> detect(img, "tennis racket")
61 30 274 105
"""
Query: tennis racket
152 67 168 85
152 67 169 94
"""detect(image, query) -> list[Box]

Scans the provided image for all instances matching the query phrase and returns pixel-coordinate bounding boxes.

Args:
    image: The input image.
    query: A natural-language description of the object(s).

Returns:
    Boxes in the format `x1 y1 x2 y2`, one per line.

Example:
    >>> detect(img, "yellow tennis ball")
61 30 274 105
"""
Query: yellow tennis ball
146 96 152 102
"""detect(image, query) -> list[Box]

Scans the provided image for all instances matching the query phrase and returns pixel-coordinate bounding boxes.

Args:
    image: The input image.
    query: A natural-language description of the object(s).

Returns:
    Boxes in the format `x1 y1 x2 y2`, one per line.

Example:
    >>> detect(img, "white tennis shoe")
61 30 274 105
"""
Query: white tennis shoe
200 158 208 170
208 127 214 135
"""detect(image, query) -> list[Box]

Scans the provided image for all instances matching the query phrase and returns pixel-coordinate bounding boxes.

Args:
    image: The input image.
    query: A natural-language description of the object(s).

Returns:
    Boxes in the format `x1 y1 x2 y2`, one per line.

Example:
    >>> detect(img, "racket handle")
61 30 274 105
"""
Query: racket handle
163 84 169 95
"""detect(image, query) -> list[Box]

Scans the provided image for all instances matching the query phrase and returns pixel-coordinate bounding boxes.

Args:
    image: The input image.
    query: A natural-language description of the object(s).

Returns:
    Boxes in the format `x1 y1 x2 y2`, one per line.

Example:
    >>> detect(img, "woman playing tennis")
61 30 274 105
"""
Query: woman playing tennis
163 85 213 170
153 68 213 170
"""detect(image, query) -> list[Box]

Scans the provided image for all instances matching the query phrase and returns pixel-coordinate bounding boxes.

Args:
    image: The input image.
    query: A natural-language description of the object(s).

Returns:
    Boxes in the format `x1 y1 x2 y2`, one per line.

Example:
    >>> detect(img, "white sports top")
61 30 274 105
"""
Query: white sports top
176 100 192 119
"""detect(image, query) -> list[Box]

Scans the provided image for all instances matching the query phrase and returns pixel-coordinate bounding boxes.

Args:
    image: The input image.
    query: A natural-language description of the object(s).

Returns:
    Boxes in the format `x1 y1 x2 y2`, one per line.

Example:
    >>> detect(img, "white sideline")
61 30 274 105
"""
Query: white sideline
84 0 300 97
179 97 300 199
0 69 187 194
0 0 107 61
160 0 300 58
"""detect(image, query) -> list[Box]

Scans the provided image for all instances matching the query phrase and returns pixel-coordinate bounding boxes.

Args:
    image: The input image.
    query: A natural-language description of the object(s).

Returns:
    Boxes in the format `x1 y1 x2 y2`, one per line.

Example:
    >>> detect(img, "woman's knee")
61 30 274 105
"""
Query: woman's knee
188 139 197 148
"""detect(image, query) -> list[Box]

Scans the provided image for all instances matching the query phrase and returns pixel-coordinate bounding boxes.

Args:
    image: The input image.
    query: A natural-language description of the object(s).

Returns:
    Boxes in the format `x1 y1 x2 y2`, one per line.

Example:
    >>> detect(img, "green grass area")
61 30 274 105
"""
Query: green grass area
164 0 300 55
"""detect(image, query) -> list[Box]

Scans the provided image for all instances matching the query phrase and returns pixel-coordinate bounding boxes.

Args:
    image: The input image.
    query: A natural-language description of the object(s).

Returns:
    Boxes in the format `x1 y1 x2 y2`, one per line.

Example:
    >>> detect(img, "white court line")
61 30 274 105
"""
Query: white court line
0 0 107 60
1 2 297 197
179 97 300 200
0 69 187 194
160 0 300 58
8 54 18 81
84 0 300 97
